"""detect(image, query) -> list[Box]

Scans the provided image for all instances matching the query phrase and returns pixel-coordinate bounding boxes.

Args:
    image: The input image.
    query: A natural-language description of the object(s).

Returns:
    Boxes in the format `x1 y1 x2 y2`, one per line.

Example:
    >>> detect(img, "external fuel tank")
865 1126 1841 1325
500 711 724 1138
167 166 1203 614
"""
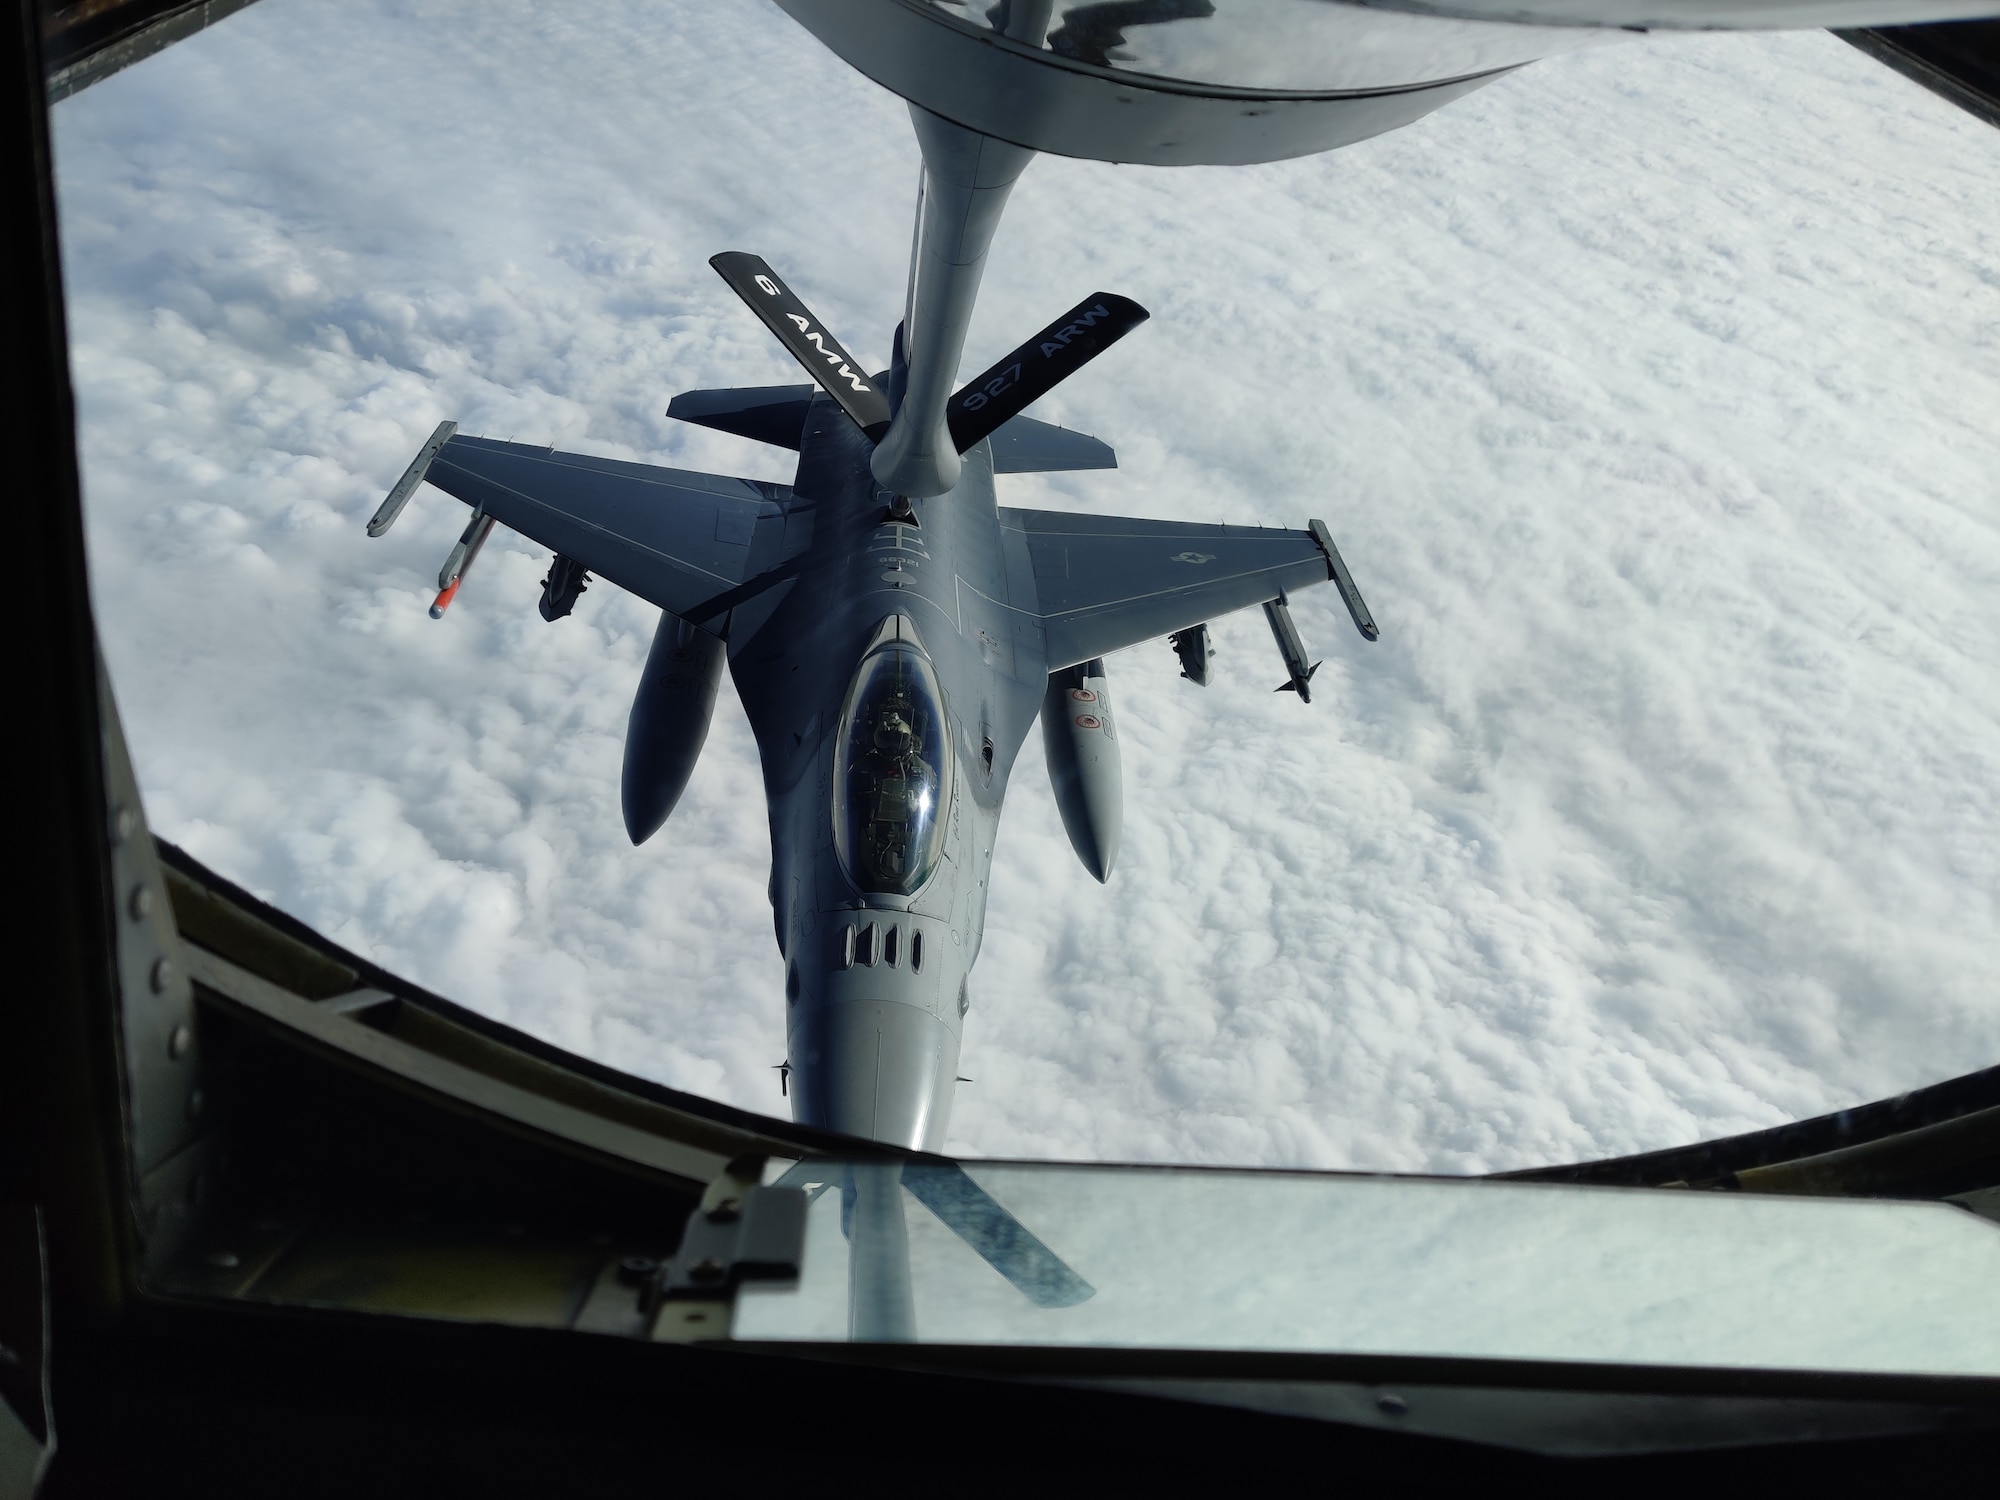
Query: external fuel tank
621 613 725 844
1041 659 1121 882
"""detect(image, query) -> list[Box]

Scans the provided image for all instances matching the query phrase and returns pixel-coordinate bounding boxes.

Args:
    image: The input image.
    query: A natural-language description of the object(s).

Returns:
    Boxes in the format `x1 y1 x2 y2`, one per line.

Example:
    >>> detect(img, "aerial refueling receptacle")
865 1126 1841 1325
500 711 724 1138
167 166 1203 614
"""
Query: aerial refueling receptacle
621 613 725 845
1042 659 1122 883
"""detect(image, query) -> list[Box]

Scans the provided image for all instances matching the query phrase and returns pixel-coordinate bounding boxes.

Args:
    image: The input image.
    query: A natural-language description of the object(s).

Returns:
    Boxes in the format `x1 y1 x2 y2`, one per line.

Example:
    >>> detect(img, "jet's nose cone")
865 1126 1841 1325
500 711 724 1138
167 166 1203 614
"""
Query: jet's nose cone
795 998 959 1152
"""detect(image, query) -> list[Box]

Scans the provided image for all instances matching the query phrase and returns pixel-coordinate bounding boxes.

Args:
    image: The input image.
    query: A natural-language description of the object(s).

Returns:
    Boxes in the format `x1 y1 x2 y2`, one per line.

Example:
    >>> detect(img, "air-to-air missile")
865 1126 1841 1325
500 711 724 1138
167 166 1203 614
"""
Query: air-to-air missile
1264 594 1321 703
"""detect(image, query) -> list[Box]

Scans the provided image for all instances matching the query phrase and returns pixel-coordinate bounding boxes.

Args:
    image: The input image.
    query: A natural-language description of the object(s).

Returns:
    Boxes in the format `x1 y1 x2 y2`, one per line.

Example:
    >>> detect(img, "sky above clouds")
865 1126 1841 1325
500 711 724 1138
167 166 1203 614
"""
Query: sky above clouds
51 0 2000 1172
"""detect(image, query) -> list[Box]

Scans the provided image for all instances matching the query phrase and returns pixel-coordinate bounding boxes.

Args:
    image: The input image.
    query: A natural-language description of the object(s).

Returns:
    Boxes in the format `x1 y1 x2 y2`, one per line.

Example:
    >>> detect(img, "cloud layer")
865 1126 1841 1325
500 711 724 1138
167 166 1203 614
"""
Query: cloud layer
53 0 2000 1170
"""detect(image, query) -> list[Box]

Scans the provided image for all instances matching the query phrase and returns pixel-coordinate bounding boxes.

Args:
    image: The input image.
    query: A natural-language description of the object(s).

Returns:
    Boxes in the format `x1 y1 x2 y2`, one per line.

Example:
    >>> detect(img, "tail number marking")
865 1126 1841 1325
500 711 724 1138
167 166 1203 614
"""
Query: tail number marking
784 314 874 394
1038 303 1111 355
957 363 1022 414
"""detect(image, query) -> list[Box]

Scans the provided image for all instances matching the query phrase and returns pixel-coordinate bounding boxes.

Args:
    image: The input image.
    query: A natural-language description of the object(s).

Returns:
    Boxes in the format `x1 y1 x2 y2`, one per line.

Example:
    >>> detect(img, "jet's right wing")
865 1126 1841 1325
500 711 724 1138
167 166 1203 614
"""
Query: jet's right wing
416 434 788 628
1003 507 1373 670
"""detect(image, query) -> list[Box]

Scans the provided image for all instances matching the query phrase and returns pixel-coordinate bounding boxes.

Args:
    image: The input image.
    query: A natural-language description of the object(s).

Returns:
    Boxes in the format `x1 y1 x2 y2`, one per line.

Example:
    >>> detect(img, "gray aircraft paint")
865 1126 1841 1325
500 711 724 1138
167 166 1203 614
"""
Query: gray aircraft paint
732 399 1039 1151
372 78 1377 1152
390 382 1361 1150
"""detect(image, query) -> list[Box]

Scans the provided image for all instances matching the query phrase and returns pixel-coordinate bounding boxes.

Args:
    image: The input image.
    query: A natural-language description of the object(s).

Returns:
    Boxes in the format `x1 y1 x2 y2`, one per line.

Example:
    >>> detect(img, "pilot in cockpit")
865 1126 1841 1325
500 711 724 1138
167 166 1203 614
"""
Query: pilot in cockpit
837 645 951 896
867 696 932 840
873 703 914 755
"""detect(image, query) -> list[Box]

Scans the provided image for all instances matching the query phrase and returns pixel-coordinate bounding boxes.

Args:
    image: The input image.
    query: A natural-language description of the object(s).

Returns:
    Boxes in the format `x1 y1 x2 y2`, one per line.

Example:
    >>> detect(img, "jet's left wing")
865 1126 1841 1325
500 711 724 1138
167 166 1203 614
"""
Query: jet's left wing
418 435 788 627
1002 508 1374 670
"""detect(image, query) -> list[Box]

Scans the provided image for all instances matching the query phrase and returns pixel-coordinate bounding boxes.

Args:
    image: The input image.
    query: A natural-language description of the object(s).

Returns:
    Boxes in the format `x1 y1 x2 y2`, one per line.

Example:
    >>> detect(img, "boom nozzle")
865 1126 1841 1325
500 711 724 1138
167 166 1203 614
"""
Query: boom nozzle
870 108 1035 499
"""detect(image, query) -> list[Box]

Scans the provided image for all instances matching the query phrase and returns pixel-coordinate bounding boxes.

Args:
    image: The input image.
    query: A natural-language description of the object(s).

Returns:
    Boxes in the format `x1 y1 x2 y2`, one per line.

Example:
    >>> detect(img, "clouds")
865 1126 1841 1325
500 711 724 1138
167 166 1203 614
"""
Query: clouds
53 0 2000 1171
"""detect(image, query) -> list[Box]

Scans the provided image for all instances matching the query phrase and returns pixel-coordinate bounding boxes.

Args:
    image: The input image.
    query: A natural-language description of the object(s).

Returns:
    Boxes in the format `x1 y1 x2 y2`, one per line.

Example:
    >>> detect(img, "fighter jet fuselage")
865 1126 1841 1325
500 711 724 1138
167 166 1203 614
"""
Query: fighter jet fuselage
724 395 1034 1151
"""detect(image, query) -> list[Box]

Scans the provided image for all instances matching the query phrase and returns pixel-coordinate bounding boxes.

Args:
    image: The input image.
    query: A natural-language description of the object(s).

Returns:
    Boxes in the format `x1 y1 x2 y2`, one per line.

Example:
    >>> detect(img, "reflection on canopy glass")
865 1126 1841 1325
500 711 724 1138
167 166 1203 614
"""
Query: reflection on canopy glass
740 1160 2000 1374
834 644 953 895
920 0 1600 92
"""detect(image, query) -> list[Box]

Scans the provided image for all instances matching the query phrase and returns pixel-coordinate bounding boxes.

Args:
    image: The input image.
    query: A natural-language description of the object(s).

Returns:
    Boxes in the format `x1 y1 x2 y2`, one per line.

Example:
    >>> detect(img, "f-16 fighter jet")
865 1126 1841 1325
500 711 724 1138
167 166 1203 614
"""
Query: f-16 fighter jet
367 108 1377 1153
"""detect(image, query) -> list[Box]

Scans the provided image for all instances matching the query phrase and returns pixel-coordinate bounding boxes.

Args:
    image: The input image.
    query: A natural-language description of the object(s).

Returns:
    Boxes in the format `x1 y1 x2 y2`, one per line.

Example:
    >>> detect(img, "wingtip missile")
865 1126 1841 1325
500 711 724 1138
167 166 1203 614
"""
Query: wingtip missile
368 420 457 537
1308 519 1379 642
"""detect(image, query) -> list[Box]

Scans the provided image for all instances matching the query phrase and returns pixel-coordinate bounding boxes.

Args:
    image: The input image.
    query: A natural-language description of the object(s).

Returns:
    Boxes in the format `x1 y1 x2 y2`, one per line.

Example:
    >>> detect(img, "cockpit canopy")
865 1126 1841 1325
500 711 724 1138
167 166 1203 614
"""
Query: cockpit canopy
833 640 952 896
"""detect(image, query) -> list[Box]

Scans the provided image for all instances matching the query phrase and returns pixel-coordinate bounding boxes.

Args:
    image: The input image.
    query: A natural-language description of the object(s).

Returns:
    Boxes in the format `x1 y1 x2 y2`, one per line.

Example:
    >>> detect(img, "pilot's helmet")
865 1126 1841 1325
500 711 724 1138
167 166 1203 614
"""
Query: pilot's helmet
874 708 914 752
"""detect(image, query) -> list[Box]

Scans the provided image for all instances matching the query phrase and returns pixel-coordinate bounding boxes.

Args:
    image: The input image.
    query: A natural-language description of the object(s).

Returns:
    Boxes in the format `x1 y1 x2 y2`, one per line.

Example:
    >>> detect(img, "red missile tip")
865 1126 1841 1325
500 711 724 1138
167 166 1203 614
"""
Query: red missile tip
429 579 461 619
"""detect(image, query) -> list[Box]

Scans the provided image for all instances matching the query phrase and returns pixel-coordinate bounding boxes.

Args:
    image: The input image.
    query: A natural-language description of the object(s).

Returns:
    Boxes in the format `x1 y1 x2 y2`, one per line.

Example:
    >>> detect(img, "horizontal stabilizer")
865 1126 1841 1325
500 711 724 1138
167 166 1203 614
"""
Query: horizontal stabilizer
710 252 891 439
989 415 1116 474
667 384 816 450
946 292 1148 456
